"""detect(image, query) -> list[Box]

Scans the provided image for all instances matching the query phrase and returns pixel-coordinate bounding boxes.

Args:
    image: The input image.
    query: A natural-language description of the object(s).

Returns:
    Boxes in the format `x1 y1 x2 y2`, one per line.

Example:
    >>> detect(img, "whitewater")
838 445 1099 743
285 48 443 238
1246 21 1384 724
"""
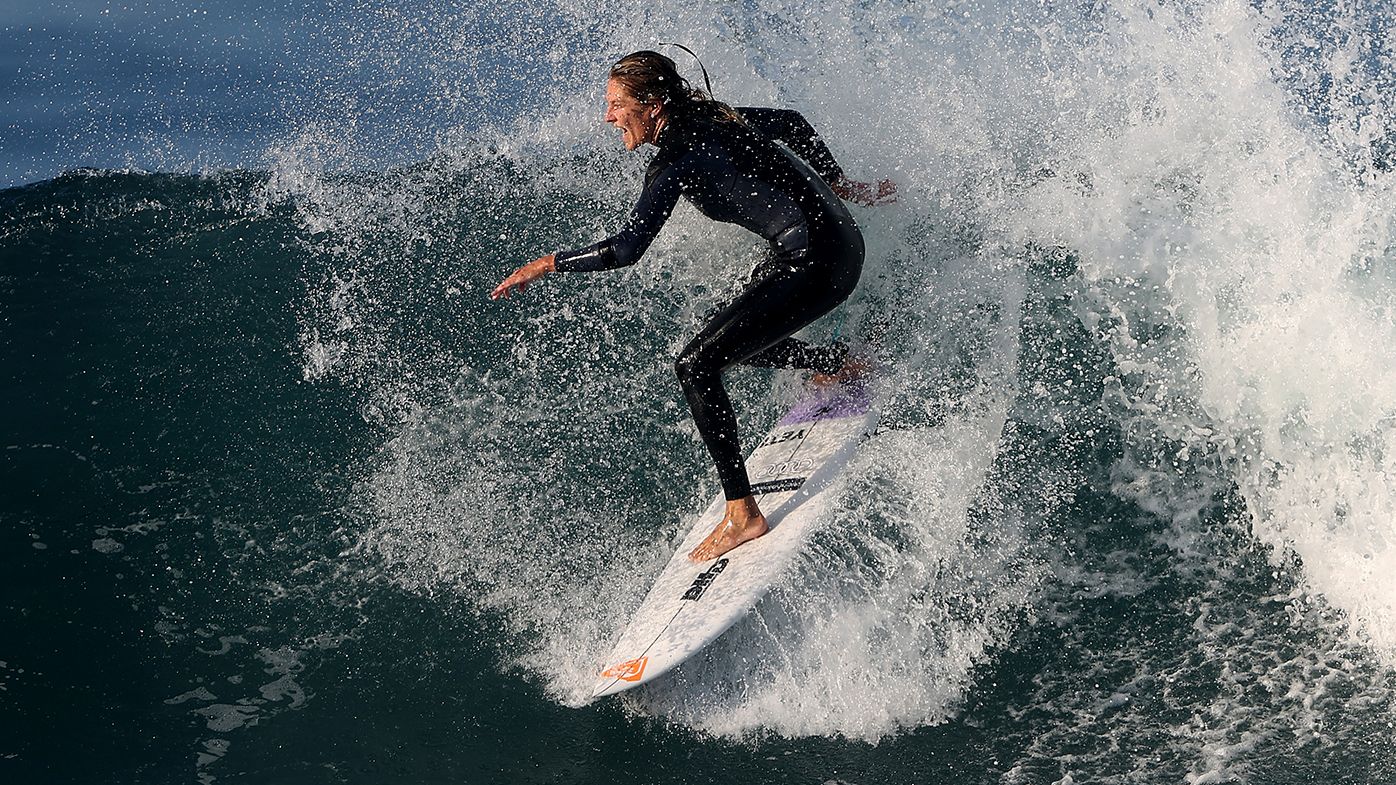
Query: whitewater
5 0 1395 782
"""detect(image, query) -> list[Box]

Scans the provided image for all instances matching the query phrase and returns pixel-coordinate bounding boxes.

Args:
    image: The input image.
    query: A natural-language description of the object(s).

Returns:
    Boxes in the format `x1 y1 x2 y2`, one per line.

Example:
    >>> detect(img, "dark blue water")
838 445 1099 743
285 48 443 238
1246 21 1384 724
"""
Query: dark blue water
1 0 584 187
6 1 1396 783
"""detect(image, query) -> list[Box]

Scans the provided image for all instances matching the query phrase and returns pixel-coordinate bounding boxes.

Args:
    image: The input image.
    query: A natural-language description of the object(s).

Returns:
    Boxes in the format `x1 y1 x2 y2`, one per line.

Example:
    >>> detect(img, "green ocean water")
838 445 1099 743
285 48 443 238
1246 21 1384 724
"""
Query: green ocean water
4 166 1394 783
8 0 1396 781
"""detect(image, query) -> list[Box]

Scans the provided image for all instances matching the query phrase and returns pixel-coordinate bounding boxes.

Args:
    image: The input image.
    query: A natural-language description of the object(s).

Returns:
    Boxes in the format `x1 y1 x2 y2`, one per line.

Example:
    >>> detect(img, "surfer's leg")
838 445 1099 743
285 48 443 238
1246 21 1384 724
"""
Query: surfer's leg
676 267 844 494
735 223 864 377
676 328 767 561
677 259 858 561
741 336 849 375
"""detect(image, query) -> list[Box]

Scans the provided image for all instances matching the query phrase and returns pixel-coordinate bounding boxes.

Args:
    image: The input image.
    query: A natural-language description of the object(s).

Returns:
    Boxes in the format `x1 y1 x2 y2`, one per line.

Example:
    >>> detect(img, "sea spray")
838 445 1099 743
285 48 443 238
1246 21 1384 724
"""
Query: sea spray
1007 0 1396 657
259 0 1396 757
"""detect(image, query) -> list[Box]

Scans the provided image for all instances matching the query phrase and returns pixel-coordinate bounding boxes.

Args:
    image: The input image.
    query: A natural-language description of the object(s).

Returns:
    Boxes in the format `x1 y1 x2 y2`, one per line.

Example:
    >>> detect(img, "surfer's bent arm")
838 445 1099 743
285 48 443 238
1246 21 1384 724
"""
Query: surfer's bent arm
737 107 846 187
554 164 685 273
739 106 897 207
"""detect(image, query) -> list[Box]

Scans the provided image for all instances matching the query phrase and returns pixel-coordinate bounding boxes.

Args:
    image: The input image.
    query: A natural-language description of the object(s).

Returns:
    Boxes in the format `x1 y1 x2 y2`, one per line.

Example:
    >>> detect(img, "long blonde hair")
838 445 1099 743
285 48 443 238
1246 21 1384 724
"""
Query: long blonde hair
608 50 745 126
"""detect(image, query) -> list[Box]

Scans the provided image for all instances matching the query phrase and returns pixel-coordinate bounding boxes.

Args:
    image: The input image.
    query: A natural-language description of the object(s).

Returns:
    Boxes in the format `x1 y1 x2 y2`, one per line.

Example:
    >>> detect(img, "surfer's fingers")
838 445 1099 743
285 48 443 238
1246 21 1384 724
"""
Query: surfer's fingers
873 179 899 205
490 266 528 299
490 256 554 300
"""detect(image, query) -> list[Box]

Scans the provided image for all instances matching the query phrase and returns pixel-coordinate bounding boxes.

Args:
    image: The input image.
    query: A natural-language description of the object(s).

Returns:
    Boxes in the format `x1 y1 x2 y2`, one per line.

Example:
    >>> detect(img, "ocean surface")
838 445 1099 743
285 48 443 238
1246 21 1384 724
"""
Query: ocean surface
5 0 1396 783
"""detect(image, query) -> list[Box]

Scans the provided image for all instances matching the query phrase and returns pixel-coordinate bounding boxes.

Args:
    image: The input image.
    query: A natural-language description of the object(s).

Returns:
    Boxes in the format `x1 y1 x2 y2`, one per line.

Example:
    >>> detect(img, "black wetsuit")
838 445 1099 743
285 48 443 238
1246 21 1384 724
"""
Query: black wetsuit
554 107 864 500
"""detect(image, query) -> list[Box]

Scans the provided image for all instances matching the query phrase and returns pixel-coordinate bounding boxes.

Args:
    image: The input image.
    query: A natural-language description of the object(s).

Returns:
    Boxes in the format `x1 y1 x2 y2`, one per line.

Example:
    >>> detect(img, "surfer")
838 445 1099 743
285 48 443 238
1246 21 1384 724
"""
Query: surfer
491 50 893 561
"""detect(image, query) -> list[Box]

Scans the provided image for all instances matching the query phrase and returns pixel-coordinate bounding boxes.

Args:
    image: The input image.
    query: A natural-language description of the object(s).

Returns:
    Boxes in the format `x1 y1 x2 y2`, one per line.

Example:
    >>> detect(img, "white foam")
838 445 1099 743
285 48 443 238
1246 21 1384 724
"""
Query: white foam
271 0 1396 750
627 407 1043 741
1006 0 1396 658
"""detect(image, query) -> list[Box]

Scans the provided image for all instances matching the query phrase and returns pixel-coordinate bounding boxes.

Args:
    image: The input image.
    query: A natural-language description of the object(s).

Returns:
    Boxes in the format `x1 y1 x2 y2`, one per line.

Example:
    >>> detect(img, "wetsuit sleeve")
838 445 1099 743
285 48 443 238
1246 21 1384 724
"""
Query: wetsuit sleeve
737 107 847 187
554 164 684 272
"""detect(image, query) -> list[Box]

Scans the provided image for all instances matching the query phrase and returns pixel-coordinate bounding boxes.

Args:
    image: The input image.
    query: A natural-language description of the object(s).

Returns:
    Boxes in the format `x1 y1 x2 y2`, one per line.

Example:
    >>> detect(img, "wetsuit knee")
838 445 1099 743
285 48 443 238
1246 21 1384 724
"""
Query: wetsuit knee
674 343 711 391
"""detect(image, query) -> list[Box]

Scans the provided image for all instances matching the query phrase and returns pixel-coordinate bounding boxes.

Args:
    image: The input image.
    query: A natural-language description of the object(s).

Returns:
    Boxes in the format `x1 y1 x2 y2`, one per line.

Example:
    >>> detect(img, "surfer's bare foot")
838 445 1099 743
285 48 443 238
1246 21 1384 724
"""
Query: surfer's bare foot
689 496 767 561
811 353 871 388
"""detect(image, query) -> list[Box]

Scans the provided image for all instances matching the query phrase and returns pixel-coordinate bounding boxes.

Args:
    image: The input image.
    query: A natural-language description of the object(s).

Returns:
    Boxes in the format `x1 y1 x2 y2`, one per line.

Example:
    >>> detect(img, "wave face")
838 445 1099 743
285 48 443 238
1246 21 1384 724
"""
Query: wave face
5 0 1396 782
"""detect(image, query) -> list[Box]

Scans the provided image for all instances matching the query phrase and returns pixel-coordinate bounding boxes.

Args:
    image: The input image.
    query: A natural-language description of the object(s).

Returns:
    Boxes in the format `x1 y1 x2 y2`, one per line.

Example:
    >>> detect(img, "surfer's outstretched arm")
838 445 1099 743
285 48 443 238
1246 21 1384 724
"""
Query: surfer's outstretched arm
490 160 685 297
553 163 684 272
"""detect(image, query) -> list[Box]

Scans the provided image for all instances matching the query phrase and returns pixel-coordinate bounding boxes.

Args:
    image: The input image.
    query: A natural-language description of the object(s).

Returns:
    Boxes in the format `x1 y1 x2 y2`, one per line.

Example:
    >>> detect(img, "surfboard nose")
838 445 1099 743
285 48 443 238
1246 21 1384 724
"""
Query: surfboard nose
589 382 878 701
591 656 649 698
590 679 624 699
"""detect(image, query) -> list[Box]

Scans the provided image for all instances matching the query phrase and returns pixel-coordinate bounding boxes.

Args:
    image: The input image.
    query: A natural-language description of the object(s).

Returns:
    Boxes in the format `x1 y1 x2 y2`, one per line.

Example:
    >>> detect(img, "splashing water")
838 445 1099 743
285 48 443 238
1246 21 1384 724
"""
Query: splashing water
262 0 1396 754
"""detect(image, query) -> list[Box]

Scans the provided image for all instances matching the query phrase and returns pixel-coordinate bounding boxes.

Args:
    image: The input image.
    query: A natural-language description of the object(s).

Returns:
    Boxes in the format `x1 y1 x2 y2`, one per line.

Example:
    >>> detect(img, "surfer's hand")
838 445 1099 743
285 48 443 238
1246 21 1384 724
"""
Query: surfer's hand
833 176 897 206
491 254 556 300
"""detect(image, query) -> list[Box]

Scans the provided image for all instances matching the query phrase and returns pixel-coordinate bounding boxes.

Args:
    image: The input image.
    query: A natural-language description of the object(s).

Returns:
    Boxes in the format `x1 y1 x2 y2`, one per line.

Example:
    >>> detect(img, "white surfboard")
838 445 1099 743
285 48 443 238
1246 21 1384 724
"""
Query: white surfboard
591 381 878 698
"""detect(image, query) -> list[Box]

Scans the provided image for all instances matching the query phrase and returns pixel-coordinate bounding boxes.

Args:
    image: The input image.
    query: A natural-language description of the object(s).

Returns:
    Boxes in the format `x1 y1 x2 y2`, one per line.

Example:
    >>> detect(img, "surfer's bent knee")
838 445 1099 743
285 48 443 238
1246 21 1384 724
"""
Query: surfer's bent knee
674 348 697 387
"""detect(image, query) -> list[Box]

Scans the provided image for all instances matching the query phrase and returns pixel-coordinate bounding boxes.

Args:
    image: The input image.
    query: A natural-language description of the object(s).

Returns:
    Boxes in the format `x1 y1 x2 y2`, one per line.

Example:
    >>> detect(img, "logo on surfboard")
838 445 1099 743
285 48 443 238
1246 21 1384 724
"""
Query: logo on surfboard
749 477 806 495
758 427 807 449
601 656 649 682
682 558 729 601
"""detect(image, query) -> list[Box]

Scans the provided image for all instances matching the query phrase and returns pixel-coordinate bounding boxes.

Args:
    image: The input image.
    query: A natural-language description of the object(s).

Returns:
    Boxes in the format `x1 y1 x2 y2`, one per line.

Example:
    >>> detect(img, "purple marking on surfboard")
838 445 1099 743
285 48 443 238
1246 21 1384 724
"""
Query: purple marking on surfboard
778 382 872 426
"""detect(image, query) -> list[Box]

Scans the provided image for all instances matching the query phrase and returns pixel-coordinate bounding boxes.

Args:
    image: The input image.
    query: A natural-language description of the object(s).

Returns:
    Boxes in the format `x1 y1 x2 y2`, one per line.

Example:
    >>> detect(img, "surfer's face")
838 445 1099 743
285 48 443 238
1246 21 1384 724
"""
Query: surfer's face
605 79 661 151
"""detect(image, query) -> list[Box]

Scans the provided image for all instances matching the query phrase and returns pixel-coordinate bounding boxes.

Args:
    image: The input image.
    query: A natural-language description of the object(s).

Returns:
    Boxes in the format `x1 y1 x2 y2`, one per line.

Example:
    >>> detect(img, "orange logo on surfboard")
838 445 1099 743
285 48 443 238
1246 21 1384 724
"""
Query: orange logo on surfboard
601 657 648 682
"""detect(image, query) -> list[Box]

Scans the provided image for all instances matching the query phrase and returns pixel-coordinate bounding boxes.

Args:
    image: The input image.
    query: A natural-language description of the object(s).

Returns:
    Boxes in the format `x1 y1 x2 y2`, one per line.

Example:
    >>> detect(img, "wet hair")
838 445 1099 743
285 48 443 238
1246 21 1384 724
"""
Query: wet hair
609 50 745 126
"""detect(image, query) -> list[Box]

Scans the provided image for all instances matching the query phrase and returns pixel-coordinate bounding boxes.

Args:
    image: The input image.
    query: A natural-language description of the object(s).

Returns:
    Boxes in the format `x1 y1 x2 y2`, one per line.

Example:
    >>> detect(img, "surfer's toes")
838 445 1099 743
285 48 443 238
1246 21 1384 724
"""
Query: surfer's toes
812 354 872 388
688 518 768 562
688 538 722 562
